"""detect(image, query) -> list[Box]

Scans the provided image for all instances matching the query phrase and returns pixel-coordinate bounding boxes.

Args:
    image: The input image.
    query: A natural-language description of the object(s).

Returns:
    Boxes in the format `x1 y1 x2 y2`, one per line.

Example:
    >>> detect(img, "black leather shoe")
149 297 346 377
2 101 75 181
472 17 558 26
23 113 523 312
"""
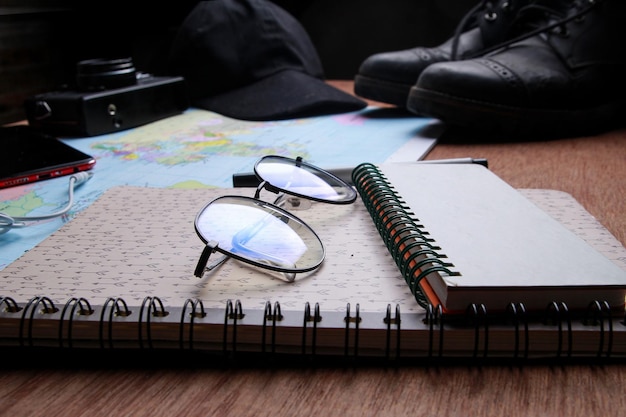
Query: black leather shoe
354 0 535 107
407 0 626 138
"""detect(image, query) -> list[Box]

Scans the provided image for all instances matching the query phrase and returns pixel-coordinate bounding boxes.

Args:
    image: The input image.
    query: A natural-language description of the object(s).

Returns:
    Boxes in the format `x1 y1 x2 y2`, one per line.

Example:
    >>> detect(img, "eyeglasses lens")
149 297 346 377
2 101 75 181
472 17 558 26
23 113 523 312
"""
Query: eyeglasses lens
195 196 324 272
255 156 356 203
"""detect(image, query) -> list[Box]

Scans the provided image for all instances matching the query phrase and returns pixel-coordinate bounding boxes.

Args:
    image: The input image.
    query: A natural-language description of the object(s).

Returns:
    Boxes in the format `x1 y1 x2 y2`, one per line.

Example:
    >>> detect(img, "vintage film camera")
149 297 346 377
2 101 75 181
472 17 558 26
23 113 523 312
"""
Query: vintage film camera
24 58 189 136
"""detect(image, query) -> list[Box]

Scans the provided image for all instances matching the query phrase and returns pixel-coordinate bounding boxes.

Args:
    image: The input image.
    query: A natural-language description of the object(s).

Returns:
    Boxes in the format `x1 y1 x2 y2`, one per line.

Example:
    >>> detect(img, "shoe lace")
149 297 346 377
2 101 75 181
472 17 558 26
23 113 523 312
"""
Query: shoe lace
465 0 601 59
450 0 601 60
450 0 500 59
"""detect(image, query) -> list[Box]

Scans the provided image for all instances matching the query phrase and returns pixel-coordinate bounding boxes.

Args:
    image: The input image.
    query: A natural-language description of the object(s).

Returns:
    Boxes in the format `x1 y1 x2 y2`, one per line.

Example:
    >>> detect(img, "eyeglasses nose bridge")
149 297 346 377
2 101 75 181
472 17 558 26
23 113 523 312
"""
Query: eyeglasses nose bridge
254 179 284 200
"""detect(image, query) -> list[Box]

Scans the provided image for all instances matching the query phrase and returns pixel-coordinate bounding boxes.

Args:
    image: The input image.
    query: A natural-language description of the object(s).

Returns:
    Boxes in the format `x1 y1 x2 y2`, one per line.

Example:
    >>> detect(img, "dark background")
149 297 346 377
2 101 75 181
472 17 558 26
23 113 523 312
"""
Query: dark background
0 0 475 125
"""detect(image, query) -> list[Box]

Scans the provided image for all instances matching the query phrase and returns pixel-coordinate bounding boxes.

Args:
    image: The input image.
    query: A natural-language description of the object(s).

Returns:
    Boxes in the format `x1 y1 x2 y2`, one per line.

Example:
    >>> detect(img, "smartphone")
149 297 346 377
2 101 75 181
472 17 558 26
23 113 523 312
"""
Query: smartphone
0 126 96 189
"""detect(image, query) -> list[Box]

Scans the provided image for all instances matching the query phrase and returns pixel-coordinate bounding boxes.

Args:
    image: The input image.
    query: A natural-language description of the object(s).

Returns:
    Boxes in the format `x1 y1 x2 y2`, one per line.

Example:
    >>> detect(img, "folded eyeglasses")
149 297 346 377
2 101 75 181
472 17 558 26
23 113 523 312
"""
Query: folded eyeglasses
194 155 356 281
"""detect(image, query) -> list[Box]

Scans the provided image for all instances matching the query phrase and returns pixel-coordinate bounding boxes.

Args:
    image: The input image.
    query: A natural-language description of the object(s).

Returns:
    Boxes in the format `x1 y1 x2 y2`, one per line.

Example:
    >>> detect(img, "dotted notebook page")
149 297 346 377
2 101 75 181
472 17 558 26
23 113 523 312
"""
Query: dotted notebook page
518 189 626 270
1 186 623 314
0 186 410 313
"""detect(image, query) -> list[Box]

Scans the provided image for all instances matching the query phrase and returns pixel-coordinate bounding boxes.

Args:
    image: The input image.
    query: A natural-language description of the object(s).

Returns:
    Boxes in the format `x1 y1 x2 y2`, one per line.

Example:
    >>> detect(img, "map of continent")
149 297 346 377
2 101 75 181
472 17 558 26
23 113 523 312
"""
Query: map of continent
0 186 44 218
0 107 435 269
90 110 309 166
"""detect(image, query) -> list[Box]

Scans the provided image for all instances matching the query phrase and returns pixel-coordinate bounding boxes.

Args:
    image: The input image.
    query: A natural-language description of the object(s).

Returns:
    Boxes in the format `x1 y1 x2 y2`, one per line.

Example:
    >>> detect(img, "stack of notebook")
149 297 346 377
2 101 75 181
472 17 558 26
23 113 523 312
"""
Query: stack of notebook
1 163 624 360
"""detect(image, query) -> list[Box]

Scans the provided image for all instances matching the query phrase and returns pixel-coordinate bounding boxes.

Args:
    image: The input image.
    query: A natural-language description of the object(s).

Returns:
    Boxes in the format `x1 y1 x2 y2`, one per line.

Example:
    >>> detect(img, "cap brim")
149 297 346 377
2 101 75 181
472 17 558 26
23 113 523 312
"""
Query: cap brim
192 70 367 121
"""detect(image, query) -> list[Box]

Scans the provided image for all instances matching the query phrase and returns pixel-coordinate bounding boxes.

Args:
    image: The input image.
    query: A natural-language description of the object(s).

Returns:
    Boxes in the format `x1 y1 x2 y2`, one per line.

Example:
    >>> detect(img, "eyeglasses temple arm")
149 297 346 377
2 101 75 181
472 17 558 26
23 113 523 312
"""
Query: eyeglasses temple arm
195 240 225 277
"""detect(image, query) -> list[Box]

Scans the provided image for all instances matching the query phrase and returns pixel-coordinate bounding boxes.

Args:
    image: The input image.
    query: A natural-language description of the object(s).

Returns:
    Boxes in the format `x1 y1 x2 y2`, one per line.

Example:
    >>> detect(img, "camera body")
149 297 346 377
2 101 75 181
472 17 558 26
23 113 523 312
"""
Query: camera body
24 59 189 137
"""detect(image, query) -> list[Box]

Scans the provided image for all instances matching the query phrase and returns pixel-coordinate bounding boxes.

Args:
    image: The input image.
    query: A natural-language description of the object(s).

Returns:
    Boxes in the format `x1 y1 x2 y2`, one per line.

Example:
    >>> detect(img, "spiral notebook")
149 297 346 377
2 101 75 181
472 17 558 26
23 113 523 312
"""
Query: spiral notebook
1 165 625 360
352 163 626 314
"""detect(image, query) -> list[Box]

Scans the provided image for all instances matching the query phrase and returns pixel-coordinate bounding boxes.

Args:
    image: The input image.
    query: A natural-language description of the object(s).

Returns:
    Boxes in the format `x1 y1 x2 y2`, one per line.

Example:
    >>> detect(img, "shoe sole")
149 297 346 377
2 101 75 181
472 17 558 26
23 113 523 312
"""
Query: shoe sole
407 86 625 138
354 74 413 107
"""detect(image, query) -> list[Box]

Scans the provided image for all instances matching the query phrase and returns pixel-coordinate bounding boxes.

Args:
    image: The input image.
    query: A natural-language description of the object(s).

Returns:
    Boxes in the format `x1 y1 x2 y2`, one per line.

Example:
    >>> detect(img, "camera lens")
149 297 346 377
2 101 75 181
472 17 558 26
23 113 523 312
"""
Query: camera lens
76 58 137 91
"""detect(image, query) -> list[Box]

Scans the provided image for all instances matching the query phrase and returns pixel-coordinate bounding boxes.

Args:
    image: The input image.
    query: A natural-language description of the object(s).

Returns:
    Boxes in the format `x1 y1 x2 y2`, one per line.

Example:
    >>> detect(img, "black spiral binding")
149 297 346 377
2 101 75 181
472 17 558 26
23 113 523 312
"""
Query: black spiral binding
344 303 360 358
466 303 489 359
223 299 244 356
585 300 613 358
302 302 321 356
0 297 21 314
19 296 58 347
59 297 94 348
425 304 444 359
352 163 459 308
545 301 572 358
506 302 529 360
138 297 169 349
262 301 282 355
99 297 131 349
180 298 206 350
0 294 623 360
384 304 401 360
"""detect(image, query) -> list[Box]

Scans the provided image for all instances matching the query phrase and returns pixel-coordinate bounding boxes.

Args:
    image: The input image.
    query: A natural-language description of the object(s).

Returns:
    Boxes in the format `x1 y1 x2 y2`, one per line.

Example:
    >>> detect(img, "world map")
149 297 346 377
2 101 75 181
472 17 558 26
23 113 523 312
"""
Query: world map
0 107 437 269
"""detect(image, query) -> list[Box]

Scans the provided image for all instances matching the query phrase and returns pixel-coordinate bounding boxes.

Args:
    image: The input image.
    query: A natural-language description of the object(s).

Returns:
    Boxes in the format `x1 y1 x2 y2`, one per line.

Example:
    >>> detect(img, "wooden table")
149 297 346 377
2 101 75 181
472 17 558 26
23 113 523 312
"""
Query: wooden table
1 81 624 416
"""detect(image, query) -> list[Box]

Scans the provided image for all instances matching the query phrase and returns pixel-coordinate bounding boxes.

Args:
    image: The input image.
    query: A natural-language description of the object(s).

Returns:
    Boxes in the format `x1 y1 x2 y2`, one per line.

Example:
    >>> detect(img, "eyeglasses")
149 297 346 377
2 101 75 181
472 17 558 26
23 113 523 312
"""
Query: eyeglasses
194 155 356 281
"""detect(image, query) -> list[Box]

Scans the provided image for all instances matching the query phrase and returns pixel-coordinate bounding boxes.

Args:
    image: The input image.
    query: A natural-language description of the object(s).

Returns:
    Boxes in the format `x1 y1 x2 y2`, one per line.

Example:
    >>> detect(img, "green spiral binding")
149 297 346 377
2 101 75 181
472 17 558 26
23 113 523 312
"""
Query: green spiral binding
352 163 457 309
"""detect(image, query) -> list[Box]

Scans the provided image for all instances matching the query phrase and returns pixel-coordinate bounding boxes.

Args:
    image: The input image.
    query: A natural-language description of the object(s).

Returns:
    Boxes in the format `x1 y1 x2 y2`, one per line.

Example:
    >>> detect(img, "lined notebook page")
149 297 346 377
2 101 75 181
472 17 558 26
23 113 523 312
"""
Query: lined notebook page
1 185 624 314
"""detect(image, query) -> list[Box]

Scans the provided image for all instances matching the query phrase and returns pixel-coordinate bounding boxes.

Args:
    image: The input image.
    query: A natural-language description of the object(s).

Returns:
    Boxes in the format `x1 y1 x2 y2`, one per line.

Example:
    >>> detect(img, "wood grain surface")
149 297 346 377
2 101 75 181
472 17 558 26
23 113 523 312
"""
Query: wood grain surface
1 364 625 416
1 81 624 417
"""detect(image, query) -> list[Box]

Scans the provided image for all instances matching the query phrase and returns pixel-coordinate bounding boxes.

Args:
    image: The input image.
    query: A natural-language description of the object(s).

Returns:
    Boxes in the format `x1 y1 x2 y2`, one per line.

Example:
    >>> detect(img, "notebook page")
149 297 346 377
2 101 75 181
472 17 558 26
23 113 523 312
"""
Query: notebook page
518 188 626 270
0 186 418 313
2 184 624 314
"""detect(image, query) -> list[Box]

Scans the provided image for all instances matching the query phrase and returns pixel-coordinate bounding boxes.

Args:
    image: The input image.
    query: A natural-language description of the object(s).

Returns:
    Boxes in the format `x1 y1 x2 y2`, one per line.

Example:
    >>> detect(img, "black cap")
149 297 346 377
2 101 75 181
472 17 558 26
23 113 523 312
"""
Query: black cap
168 0 367 121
